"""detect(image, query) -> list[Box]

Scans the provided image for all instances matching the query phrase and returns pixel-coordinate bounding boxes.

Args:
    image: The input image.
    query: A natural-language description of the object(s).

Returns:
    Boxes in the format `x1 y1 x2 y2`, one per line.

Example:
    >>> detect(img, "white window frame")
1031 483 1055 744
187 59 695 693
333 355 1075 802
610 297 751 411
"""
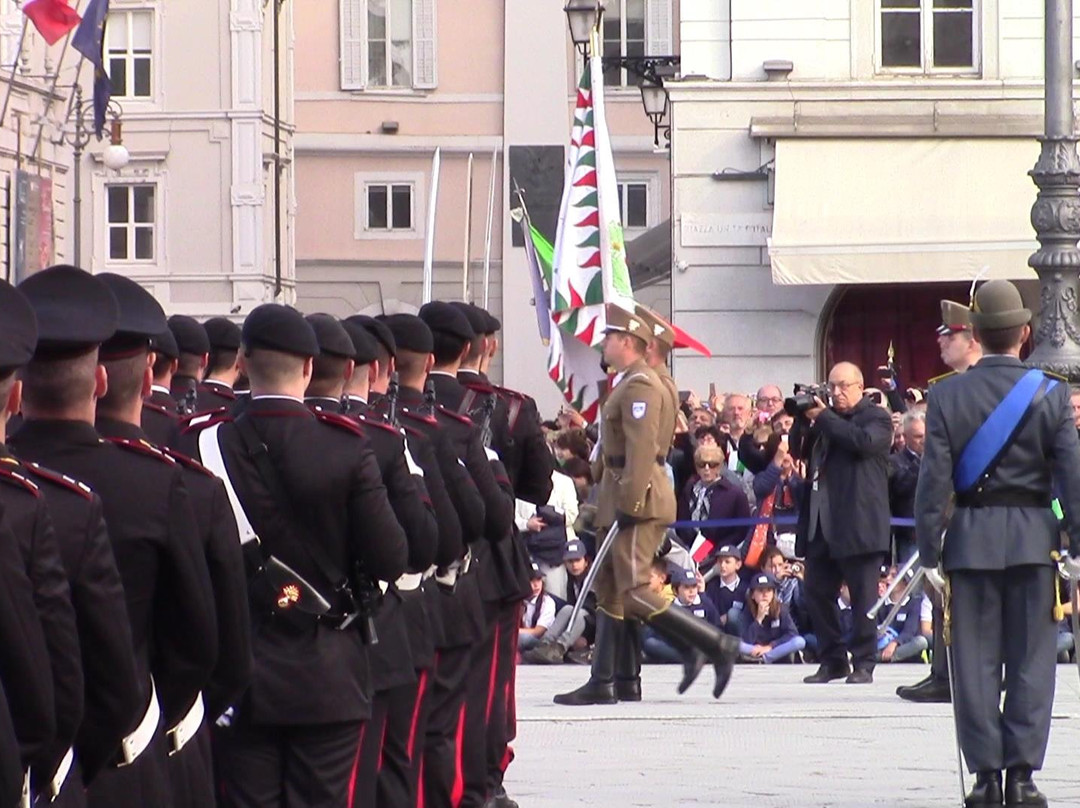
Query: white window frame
616 174 659 234
92 160 167 273
339 0 437 92
876 0 980 76
106 6 158 101
602 0 648 88
354 171 426 240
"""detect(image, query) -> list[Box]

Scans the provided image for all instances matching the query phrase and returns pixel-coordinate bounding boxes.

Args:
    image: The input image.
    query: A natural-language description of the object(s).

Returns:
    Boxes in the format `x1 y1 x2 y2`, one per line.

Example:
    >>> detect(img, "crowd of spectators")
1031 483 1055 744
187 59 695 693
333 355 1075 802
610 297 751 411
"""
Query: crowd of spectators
517 375 1080 670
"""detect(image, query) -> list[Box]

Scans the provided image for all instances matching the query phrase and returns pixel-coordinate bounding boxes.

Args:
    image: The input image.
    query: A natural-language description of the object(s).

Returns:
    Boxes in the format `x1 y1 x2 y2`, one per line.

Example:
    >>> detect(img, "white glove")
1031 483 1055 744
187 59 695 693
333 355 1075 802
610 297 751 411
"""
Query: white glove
1062 554 1080 582
924 566 946 593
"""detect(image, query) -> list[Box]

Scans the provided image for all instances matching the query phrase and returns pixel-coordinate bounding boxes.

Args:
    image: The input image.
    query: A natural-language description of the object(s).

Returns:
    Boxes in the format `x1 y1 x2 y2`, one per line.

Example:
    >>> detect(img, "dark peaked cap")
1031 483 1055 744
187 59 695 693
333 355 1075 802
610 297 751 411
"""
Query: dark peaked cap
383 314 433 354
340 318 379 365
98 273 168 358
419 301 474 342
151 328 179 360
19 265 119 356
305 313 356 359
243 304 320 358
449 302 488 338
346 315 395 358
168 314 211 356
0 280 37 371
204 316 242 350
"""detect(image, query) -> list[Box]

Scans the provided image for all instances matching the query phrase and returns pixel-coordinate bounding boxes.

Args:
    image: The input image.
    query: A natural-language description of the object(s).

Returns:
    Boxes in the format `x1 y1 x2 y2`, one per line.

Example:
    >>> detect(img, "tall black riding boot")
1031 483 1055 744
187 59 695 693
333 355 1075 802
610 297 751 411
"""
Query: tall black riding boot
553 611 620 706
615 620 642 701
645 605 740 698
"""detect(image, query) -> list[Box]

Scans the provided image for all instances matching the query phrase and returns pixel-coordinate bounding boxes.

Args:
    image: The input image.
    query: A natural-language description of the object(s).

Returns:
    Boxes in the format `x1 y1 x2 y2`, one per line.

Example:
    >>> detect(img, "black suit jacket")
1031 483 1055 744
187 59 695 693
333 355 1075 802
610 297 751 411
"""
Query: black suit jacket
791 397 893 559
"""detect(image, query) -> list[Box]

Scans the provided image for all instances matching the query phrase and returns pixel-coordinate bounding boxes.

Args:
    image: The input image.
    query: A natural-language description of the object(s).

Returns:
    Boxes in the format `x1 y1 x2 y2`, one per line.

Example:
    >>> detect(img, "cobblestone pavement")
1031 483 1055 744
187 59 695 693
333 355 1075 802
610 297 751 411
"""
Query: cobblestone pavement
504 664 1080 808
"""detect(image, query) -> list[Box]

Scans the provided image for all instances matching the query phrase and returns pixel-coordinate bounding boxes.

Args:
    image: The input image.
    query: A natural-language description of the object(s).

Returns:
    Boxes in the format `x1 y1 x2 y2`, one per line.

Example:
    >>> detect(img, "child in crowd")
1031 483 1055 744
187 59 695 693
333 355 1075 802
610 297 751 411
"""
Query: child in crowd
875 566 928 663
739 572 806 663
705 545 748 632
519 562 557 651
642 564 686 663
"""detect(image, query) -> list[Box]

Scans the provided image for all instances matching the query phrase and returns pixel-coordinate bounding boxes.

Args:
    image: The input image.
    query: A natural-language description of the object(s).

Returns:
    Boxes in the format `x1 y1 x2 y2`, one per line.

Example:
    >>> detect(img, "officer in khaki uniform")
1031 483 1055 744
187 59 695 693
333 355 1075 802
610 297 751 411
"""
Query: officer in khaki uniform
555 305 738 706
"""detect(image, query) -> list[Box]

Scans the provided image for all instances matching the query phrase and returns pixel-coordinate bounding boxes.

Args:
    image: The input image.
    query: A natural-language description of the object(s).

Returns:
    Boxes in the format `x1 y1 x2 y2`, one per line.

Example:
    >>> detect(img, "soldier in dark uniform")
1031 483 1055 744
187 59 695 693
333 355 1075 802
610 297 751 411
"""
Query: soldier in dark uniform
452 302 552 808
0 279 84 806
916 280 1080 808
416 302 518 808
94 273 252 808
142 328 182 446
13 265 218 808
347 314 467 808
382 313 495 808
167 315 210 416
898 299 983 706
199 317 242 413
179 303 408 808
304 313 438 808
556 305 739 706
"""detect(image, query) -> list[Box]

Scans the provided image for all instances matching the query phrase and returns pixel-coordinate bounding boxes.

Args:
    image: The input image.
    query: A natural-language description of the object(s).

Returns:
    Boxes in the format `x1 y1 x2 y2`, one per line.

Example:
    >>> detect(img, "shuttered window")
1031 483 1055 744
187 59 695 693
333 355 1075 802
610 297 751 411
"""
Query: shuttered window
339 0 436 90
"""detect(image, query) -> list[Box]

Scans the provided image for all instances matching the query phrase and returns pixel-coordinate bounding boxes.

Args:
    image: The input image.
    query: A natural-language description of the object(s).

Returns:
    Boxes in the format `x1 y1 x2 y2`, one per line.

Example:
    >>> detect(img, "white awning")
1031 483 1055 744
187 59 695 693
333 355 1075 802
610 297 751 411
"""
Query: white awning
768 138 1042 285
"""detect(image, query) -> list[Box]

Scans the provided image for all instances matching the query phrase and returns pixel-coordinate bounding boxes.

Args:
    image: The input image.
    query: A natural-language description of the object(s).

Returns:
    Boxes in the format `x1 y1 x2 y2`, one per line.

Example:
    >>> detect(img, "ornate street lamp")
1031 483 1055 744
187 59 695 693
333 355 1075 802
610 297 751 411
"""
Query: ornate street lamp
639 81 670 147
563 0 604 57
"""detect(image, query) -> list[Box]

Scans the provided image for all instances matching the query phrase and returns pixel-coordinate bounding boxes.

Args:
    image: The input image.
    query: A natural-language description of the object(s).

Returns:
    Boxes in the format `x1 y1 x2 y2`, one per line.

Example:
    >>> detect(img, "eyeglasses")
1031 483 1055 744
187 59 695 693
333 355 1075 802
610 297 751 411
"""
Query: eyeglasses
828 381 859 392
756 396 782 406
696 461 721 469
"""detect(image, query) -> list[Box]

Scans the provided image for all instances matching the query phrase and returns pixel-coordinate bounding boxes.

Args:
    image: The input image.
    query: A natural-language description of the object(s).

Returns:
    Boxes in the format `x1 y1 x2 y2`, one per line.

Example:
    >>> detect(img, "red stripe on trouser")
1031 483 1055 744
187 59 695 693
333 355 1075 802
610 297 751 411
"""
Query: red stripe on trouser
376 706 390 773
416 757 425 808
507 604 521 741
484 621 501 723
407 669 429 762
449 702 467 808
347 723 367 808
499 746 513 774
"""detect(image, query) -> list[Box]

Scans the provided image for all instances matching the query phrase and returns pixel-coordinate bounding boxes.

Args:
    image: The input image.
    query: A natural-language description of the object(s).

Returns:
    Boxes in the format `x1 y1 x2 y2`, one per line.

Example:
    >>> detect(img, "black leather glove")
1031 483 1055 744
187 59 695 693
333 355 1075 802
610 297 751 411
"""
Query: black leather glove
615 510 643 530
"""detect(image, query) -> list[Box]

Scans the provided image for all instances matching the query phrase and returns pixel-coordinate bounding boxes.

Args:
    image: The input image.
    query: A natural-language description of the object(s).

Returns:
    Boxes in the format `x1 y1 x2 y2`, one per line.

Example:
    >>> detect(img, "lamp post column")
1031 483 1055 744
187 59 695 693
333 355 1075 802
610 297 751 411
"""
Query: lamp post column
71 85 85 268
1027 0 1080 380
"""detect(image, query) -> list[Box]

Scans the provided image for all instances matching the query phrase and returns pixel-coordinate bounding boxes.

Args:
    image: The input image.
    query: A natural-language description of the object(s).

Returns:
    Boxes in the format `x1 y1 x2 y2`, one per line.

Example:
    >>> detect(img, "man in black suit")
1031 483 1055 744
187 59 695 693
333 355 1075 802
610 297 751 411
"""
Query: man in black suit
916 280 1080 807
889 409 925 563
791 362 893 685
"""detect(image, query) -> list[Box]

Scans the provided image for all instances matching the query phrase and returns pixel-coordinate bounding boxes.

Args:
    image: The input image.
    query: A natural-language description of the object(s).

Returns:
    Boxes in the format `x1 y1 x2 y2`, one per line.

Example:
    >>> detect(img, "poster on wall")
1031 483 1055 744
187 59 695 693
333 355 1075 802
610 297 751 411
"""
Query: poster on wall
13 170 54 283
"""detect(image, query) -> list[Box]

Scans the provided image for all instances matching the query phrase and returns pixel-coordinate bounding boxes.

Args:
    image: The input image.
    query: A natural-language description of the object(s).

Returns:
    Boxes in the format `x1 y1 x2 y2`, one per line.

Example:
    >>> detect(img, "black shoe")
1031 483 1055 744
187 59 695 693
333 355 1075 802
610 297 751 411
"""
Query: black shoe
1005 766 1046 807
644 605 739 698
897 675 951 703
553 679 617 706
803 662 851 684
846 668 873 684
964 771 1003 807
896 672 935 696
615 679 641 702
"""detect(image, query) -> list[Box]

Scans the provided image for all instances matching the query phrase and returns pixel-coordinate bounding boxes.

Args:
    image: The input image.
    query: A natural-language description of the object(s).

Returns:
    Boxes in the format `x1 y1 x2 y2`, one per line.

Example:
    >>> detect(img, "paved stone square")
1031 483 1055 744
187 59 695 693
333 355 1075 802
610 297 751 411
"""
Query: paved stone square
505 664 1080 808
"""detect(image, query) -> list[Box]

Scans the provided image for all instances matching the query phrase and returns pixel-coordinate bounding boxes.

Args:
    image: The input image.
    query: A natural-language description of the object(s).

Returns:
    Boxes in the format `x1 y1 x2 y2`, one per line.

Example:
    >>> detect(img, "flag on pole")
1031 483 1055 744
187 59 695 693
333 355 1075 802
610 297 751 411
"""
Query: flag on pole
23 0 81 46
71 0 109 137
546 52 635 422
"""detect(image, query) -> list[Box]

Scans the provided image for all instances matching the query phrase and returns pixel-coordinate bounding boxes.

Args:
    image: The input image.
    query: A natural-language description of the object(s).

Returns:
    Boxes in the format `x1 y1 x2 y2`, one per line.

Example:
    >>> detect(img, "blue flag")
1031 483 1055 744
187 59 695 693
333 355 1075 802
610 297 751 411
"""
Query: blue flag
71 0 110 137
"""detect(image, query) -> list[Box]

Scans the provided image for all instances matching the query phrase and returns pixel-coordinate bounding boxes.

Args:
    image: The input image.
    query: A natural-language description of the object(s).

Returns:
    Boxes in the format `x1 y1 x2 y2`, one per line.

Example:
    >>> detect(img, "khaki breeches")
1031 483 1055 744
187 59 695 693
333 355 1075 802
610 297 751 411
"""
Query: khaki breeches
594 519 670 620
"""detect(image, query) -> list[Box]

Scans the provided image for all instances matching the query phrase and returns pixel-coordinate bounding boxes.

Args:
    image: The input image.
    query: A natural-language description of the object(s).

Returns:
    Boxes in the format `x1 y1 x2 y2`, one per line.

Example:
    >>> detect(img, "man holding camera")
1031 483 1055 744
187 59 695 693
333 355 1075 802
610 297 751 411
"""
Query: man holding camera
790 362 893 685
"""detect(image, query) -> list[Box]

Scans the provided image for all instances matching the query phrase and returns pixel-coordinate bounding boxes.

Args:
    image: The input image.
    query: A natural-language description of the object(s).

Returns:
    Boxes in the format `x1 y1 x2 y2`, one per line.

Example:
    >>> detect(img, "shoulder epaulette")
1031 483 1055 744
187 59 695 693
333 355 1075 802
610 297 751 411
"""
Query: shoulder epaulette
492 384 526 402
21 463 94 500
927 371 957 387
179 406 229 426
314 410 365 437
1045 369 1068 383
106 437 177 466
356 413 402 437
435 405 472 426
200 383 237 400
0 461 40 497
180 411 233 435
142 400 177 418
161 447 216 478
401 409 438 426
462 379 496 395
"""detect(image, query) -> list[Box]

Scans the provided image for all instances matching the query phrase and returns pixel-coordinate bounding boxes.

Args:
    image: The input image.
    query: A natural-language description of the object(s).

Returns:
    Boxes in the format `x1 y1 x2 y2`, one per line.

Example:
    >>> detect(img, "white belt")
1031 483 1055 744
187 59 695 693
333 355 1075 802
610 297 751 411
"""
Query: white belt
119 680 161 767
47 747 74 800
434 549 472 588
20 771 28 808
167 692 205 756
422 565 436 580
395 572 423 591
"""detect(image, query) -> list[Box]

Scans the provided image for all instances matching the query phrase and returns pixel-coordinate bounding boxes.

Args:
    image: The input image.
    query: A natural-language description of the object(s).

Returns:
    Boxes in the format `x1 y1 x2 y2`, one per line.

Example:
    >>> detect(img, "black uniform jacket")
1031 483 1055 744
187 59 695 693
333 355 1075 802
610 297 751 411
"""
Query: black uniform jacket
179 396 407 725
10 419 218 731
1 447 140 783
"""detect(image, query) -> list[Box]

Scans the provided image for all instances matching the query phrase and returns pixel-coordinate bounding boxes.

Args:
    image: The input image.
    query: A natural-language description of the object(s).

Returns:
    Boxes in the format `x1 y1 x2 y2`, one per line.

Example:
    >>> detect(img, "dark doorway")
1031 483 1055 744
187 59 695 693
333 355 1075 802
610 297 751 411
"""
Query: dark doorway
824 283 973 389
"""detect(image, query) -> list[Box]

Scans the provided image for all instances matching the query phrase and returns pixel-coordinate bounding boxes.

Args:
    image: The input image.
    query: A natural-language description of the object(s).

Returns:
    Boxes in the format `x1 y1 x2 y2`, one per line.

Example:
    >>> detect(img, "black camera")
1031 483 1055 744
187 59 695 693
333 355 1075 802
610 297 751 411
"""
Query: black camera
784 383 832 417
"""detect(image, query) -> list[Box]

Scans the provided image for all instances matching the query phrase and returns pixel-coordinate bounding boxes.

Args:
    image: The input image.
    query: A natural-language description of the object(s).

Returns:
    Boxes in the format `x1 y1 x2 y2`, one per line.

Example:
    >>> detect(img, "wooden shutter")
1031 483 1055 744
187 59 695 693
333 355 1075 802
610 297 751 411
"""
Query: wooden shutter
646 0 672 56
339 0 366 90
412 0 437 89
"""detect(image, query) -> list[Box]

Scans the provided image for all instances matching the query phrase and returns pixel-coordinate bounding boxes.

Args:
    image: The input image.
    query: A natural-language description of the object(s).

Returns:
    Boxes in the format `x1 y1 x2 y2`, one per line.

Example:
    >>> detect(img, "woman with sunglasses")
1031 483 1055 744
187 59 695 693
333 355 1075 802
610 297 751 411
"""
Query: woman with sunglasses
674 444 752 557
